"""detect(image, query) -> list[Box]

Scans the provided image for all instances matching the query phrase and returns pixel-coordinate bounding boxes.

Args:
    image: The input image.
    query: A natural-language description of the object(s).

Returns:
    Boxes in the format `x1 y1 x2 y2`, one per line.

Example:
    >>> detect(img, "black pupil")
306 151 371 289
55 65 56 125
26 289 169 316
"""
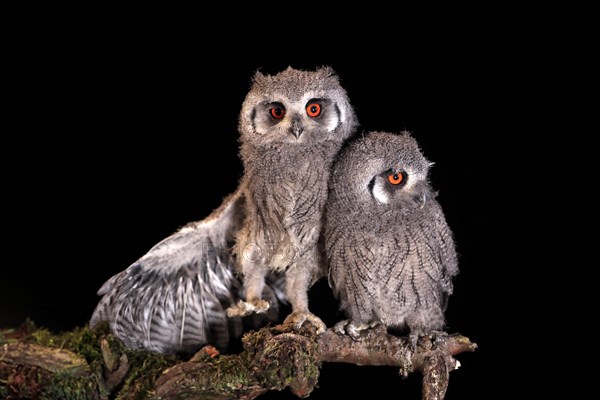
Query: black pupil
310 105 318 113
393 174 399 180
274 108 283 116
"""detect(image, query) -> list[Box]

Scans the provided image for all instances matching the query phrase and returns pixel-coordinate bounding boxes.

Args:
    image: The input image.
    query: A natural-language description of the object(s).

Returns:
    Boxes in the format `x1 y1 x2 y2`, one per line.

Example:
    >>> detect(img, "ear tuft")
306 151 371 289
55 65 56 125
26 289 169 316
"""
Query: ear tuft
252 69 268 85
318 65 337 78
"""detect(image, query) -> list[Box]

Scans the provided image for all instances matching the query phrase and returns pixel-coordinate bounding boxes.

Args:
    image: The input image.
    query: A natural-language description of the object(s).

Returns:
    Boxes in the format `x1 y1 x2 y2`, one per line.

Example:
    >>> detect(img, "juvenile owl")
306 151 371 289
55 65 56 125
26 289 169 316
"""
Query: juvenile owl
91 66 357 354
226 67 358 333
324 131 458 347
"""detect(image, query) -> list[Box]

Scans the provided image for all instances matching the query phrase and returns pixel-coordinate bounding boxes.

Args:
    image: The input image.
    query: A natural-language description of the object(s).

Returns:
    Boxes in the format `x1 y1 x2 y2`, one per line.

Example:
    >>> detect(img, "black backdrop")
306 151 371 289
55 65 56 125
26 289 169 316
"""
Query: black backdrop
2 13 571 399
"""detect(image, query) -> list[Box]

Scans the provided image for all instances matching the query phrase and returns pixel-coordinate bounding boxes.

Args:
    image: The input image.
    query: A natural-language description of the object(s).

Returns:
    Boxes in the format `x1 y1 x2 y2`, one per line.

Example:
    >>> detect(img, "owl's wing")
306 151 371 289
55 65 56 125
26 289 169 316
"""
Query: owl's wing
429 201 459 311
90 189 286 354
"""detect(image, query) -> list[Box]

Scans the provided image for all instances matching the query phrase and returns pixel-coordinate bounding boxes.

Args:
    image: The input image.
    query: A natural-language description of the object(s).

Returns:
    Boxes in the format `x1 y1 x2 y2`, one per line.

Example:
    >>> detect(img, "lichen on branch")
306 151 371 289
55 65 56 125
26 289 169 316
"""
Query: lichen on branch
1 321 476 400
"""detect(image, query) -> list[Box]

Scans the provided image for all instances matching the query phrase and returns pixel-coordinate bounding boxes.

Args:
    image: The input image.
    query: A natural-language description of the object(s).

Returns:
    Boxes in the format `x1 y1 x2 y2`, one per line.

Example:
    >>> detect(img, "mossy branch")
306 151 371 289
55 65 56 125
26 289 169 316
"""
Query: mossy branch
0 321 476 399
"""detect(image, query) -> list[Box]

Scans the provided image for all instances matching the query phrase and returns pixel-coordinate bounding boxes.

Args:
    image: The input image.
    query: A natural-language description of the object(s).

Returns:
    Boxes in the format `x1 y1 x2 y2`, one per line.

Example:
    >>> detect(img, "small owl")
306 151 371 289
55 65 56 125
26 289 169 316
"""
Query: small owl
91 67 358 354
226 67 358 333
324 131 458 346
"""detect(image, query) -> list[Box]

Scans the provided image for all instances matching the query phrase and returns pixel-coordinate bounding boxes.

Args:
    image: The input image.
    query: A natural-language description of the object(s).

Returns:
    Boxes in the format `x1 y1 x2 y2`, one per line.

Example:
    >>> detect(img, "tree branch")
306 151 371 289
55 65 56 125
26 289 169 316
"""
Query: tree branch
1 322 476 399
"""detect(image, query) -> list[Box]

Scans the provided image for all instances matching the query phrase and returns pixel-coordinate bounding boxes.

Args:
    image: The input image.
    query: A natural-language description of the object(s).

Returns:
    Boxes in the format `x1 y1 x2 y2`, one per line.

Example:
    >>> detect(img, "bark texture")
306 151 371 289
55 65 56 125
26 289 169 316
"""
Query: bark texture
0 321 476 399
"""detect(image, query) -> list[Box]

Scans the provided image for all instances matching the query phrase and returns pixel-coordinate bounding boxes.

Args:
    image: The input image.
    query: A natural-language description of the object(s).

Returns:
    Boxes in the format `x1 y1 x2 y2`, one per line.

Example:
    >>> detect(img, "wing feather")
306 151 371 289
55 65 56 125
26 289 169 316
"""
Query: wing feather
90 189 284 354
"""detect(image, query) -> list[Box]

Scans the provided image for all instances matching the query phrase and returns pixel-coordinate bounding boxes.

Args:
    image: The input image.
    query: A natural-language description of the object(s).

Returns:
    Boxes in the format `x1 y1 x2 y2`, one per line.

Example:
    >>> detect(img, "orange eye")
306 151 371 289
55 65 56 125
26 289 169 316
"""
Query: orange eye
270 106 286 119
306 103 321 117
387 172 405 185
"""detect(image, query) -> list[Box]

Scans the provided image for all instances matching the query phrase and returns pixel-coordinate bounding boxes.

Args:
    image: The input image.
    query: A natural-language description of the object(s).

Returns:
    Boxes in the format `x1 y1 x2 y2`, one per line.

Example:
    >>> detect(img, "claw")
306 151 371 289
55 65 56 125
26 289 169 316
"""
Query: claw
226 299 270 318
408 329 447 350
429 330 448 348
346 322 368 341
334 320 349 335
334 320 379 341
284 311 326 334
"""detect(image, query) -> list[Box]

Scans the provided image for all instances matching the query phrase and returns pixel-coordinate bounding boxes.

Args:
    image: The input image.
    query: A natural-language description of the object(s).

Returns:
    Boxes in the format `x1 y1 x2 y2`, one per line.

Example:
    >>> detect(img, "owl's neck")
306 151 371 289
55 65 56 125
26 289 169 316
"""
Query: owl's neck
240 140 342 171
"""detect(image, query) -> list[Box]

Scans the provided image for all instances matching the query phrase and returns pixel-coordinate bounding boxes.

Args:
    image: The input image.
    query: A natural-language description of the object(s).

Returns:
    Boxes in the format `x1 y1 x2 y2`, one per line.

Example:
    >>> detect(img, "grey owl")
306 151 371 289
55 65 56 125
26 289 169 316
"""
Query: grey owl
324 131 458 346
90 66 357 354
226 66 358 333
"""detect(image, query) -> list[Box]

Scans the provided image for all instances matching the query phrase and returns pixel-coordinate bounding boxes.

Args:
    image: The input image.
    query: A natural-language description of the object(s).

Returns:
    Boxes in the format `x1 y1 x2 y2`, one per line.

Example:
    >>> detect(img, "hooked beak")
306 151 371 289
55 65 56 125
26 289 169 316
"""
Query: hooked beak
290 116 304 139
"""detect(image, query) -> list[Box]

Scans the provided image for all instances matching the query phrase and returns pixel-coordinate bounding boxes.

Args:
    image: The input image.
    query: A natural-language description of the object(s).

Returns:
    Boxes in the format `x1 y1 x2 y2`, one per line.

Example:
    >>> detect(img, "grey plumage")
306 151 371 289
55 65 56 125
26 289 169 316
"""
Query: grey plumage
324 131 458 345
90 66 357 354
226 67 358 332
90 190 285 354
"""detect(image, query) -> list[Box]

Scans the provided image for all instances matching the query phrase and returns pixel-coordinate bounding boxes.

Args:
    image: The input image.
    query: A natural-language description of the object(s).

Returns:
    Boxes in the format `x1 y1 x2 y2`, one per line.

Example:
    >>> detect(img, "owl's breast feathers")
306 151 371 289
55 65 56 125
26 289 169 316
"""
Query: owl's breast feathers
330 202 455 281
243 142 338 261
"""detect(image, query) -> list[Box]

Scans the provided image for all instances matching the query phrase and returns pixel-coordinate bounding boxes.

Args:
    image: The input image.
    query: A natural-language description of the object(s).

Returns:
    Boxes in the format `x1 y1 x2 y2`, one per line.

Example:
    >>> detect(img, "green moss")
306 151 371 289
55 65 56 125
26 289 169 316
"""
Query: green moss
207 354 255 393
242 325 321 397
3 320 325 399
2 321 178 399
42 372 100 400
116 350 178 400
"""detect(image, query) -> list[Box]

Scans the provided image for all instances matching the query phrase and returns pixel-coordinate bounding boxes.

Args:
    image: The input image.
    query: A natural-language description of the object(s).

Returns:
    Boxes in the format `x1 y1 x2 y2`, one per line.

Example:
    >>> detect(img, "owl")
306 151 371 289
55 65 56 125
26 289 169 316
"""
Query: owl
226 66 358 333
324 131 458 347
90 66 357 354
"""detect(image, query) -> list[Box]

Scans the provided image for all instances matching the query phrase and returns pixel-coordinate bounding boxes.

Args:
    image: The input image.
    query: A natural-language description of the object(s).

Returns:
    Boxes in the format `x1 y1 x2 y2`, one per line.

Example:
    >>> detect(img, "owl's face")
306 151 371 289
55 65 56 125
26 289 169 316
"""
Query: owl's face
330 131 433 210
239 67 357 146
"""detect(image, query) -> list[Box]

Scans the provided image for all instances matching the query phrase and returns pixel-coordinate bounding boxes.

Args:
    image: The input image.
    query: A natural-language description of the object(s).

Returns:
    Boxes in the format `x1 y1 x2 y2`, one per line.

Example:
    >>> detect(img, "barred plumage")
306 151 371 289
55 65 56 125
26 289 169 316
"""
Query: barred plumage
91 66 357 354
325 131 459 345
226 67 358 332
90 191 285 354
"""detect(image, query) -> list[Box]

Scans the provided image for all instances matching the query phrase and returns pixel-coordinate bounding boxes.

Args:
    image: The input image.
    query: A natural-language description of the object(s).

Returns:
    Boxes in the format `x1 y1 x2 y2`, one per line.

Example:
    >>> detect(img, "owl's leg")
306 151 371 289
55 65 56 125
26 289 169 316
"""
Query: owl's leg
408 327 425 350
282 263 326 334
226 261 271 318
406 308 445 350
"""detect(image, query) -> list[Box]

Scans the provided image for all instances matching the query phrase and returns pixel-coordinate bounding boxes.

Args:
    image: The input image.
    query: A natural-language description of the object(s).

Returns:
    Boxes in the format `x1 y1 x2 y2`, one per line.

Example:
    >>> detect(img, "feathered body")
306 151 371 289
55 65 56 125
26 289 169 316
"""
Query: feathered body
325 131 458 344
227 67 358 331
91 66 357 353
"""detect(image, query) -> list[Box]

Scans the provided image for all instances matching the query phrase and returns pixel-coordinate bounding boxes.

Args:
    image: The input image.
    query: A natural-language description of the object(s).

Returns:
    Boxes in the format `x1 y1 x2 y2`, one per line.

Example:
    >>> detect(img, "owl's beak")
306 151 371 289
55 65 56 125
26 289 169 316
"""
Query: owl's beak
290 118 304 139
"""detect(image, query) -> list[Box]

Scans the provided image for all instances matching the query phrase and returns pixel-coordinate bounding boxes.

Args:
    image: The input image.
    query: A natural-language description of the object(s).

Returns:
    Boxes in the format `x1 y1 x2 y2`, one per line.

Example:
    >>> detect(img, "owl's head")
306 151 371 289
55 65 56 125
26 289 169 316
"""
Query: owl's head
239 66 358 146
330 131 434 210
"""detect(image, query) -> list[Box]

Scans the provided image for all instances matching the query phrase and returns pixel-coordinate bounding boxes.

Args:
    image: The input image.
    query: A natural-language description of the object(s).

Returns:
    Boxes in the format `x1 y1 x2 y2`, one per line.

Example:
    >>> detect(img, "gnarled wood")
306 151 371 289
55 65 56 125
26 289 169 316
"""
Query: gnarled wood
1 322 476 399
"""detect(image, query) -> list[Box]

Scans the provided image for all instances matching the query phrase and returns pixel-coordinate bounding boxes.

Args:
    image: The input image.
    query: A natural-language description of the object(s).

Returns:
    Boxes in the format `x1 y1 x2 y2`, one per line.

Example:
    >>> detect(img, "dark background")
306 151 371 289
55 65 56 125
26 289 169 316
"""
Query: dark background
2 13 572 399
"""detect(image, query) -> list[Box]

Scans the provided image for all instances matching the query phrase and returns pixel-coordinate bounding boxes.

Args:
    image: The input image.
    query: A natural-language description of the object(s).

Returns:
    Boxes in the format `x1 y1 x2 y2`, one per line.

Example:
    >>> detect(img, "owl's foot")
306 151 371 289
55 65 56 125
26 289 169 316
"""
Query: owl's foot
334 320 380 341
284 311 327 334
226 299 270 317
427 330 448 347
408 329 447 350
408 332 420 351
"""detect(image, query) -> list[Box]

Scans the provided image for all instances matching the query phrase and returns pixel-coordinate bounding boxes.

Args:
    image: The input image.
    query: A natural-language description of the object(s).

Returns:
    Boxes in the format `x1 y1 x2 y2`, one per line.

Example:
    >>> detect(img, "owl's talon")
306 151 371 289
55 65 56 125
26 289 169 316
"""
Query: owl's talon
428 330 448 347
407 329 447 350
334 320 378 341
226 299 270 318
334 320 349 335
284 311 326 334
370 322 387 336
345 322 367 341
